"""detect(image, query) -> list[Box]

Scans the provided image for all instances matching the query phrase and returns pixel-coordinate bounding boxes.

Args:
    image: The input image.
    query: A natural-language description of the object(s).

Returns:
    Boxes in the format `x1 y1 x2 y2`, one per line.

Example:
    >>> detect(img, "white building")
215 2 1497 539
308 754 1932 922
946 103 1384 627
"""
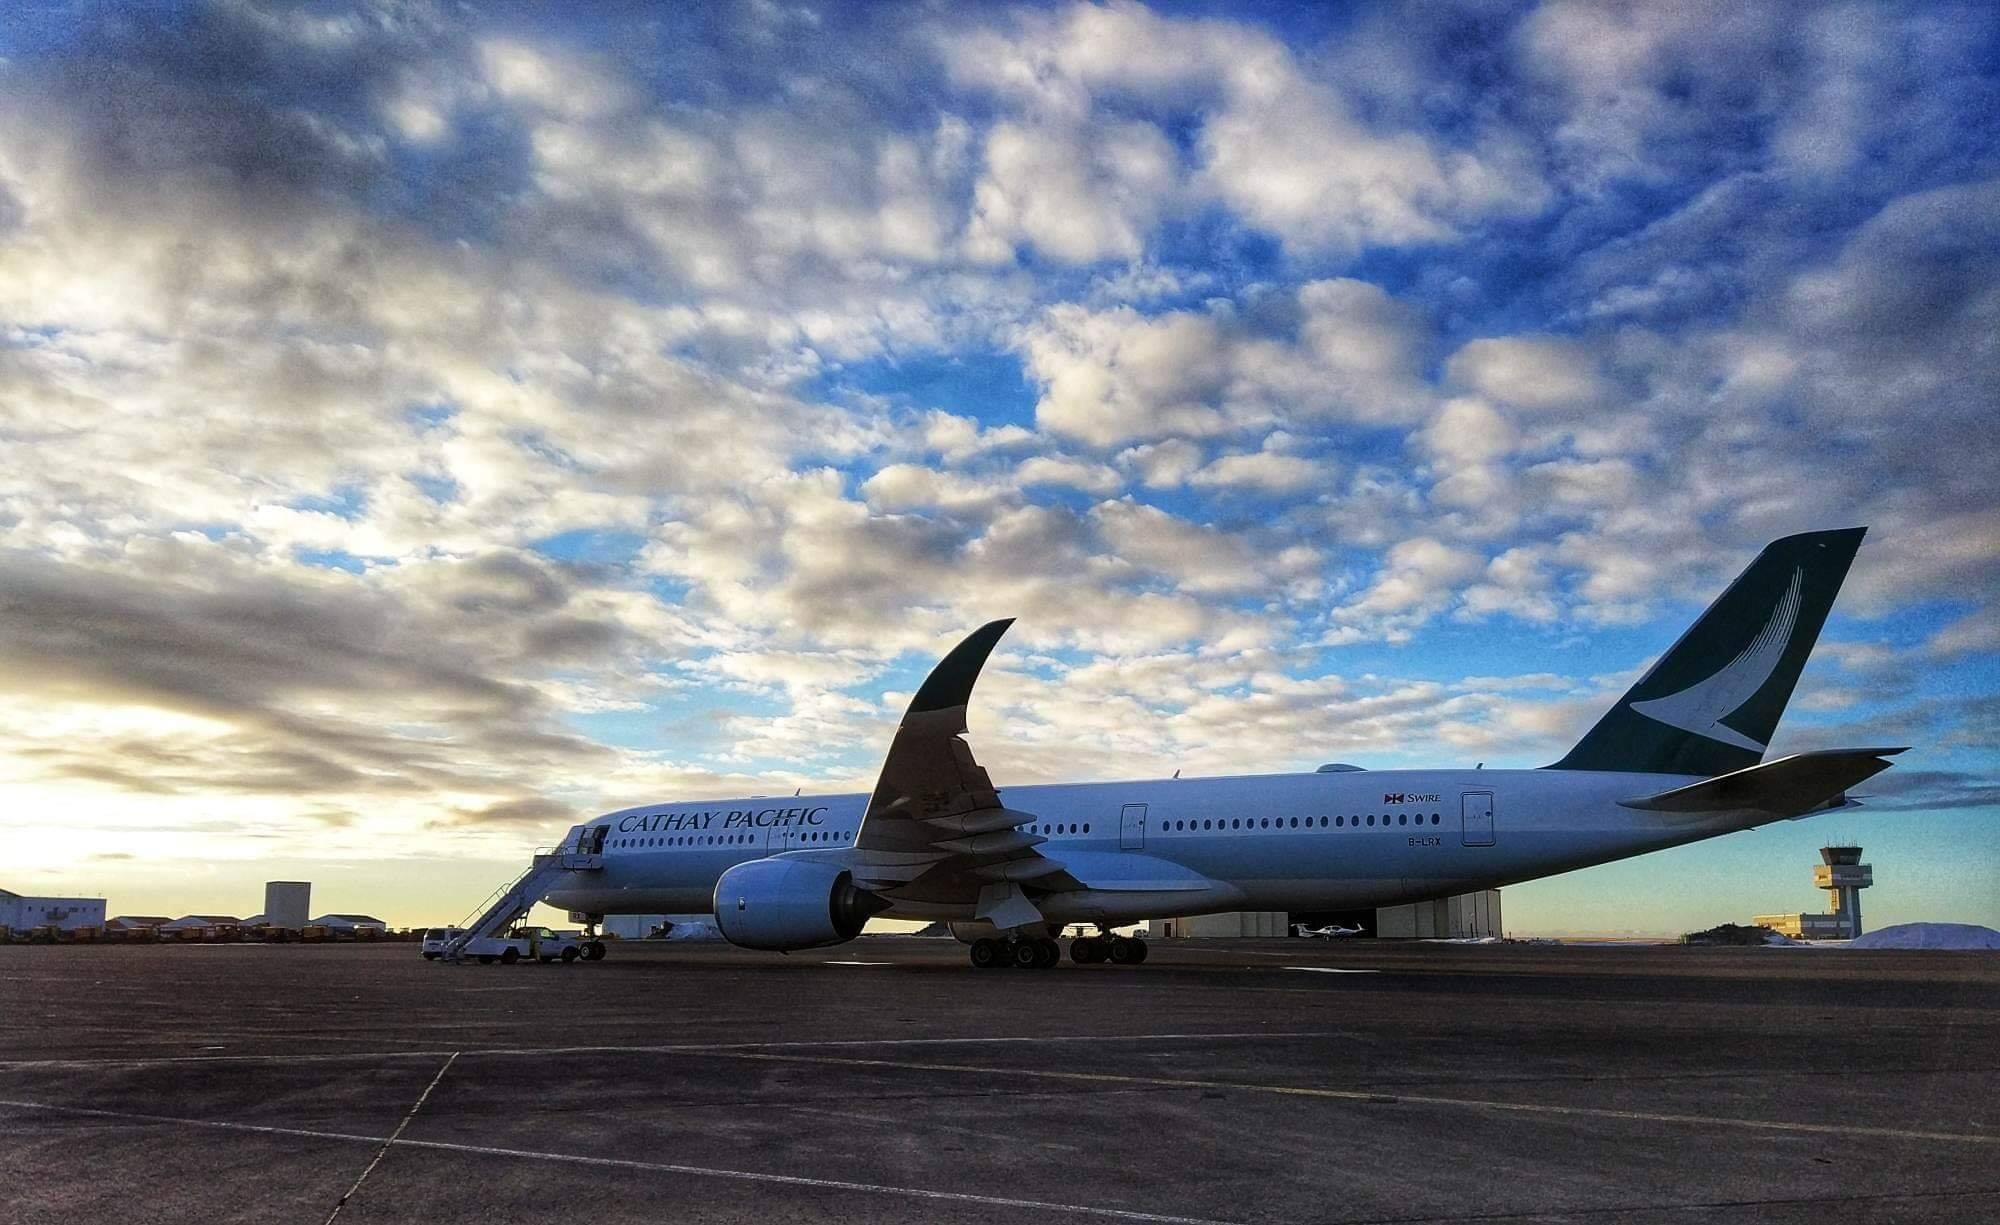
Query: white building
1149 891 1504 940
162 914 242 934
0 888 107 933
310 913 387 932
106 915 171 934
264 881 311 930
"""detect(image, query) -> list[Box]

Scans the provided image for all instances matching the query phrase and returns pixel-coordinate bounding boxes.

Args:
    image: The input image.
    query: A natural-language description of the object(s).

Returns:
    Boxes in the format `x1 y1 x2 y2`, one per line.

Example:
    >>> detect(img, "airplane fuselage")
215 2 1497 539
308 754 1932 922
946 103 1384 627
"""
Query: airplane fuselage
544 766 1738 925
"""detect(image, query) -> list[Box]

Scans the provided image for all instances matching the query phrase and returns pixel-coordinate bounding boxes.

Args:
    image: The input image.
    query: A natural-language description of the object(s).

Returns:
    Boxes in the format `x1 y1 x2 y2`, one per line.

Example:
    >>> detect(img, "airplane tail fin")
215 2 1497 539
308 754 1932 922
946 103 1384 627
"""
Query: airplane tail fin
1547 527 1866 776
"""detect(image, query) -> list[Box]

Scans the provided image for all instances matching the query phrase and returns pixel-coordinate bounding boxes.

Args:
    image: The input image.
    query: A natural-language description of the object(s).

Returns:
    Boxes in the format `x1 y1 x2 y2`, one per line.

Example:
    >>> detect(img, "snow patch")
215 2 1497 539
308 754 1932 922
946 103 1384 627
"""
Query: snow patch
1847 922 2000 950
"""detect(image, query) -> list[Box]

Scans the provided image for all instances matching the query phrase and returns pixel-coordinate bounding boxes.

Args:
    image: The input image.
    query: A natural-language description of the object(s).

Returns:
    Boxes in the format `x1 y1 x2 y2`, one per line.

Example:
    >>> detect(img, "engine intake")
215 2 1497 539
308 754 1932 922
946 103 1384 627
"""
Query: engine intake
713 858 887 951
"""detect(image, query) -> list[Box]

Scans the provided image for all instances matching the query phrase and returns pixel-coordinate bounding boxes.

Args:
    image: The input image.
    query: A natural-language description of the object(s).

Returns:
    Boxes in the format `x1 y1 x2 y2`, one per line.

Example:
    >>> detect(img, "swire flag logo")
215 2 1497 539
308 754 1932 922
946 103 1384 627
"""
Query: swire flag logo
1383 793 1405 804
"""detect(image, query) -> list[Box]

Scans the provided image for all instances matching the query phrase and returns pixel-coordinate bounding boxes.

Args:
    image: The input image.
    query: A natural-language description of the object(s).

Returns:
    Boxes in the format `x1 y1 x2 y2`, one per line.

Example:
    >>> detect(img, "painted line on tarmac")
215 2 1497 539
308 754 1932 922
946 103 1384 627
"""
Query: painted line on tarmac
0 1030 1333 1071
323 1051 457 1225
694 1051 2000 1148
1281 967 1380 974
0 1097 1238 1225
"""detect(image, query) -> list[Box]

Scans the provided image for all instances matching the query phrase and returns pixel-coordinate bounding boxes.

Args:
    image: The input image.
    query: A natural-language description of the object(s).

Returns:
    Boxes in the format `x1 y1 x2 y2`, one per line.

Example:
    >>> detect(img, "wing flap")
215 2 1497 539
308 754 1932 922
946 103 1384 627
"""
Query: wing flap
934 829 1046 857
1618 747 1907 816
922 807 1038 837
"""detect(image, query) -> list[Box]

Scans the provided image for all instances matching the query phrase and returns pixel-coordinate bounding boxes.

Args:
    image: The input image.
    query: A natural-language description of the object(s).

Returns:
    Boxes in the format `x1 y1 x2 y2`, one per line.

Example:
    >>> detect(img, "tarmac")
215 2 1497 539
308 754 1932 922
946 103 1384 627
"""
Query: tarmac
2 938 1996 1224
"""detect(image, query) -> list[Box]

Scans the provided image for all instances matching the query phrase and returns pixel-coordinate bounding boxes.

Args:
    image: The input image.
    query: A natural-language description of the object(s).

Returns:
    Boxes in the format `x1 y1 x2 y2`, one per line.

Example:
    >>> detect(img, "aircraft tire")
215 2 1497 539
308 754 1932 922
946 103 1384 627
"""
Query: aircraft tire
1011 940 1040 969
1131 939 1149 964
501 947 520 965
970 938 1001 969
584 941 606 961
1108 937 1133 964
1035 938 1060 968
561 947 580 963
1069 937 1096 964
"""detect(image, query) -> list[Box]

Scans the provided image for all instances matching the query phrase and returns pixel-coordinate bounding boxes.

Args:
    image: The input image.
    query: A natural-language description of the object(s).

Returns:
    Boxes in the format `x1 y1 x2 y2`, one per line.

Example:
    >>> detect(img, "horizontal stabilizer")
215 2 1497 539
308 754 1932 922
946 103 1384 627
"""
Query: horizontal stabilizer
1618 747 1907 816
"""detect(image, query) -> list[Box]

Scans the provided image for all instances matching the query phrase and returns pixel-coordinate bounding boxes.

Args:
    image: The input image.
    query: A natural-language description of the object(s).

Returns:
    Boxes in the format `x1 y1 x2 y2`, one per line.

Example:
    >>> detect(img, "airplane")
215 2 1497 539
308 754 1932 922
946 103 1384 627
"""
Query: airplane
1293 922 1363 939
514 526 1902 971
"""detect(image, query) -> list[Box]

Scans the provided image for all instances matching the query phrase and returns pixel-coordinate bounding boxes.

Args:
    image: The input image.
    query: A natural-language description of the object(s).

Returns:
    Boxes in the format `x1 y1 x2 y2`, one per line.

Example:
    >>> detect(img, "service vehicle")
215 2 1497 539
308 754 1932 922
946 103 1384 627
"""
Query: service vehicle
461 925 600 965
419 927 465 959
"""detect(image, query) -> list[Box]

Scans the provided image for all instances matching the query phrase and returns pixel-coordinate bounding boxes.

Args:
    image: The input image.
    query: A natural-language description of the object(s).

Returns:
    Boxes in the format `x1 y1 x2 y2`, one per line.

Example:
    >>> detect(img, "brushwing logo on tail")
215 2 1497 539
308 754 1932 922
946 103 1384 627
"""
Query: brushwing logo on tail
1628 568 1804 752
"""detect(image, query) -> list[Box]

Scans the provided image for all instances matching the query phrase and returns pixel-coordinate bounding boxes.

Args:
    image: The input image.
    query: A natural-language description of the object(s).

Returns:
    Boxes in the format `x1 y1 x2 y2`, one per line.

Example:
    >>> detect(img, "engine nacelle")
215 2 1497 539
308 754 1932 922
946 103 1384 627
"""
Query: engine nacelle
713 858 885 951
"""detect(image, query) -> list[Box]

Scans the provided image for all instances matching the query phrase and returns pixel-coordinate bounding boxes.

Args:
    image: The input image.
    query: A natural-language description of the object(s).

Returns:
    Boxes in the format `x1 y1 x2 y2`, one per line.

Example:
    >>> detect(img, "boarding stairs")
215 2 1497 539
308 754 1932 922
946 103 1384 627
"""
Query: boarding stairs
442 825 602 962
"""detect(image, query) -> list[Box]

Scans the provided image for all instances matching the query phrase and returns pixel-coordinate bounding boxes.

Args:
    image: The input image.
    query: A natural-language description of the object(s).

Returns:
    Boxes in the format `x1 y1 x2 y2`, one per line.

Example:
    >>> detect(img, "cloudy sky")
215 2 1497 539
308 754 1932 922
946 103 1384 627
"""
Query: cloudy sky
2 0 1996 934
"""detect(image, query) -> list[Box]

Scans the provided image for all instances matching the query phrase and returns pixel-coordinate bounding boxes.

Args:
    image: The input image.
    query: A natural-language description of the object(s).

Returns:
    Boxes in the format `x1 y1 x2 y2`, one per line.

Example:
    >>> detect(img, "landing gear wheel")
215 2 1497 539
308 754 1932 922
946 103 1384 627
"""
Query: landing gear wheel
1069 937 1098 964
561 947 580 963
1034 938 1061 969
1011 940 1041 969
1131 938 1149 964
970 938 1002 969
583 940 606 961
500 947 520 964
1108 936 1134 964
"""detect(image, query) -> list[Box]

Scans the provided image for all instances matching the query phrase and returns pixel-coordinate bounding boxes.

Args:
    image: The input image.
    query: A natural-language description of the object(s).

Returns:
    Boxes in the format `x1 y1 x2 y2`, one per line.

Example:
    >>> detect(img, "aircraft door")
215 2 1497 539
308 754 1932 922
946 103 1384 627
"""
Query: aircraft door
1461 791 1495 847
1119 803 1147 850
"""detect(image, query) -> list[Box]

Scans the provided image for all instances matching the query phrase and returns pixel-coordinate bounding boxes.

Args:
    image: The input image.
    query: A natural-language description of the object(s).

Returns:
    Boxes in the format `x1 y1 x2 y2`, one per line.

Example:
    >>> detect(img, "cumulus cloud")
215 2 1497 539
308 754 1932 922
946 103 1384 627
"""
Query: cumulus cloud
1347 538 1484 619
944 0 1549 257
1446 335 1608 413
1022 279 1433 447
963 118 1179 264
2 1 1996 909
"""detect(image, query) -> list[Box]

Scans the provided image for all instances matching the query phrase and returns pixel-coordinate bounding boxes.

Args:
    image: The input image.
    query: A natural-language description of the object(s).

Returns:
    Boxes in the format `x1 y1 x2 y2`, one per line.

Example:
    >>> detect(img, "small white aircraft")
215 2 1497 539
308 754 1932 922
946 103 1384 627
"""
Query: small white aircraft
1293 923 1363 939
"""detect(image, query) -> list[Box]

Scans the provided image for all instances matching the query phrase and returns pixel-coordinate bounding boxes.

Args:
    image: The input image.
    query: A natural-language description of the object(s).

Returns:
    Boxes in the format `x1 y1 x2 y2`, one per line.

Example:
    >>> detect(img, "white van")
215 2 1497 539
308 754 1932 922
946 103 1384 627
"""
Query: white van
420 927 465 959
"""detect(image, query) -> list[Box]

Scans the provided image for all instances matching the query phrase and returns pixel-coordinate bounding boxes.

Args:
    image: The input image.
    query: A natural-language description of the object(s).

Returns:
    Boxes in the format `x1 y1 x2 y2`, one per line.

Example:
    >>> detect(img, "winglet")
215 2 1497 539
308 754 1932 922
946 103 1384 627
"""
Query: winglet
907 619 1014 715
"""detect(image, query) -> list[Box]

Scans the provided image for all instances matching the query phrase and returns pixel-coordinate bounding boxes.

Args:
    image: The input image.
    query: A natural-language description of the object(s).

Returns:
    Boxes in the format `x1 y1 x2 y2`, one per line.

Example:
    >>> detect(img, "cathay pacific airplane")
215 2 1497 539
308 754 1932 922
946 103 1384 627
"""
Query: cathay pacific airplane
453 528 1902 969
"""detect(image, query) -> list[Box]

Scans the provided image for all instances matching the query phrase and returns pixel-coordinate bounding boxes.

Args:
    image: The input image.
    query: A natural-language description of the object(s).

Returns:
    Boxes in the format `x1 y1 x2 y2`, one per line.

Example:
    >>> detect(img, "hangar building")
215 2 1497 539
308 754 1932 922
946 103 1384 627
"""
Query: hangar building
1148 890 1503 940
0 888 107 933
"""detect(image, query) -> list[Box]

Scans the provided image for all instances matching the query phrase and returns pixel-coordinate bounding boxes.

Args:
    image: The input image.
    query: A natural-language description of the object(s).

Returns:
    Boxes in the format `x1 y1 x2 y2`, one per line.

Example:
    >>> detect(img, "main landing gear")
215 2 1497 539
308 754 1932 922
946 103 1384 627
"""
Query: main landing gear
1069 933 1148 964
966 931 1148 969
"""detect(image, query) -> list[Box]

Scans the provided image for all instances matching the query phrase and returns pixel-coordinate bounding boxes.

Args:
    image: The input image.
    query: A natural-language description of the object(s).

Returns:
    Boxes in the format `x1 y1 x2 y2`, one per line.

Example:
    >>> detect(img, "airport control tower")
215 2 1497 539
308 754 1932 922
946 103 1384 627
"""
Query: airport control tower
1812 846 1873 939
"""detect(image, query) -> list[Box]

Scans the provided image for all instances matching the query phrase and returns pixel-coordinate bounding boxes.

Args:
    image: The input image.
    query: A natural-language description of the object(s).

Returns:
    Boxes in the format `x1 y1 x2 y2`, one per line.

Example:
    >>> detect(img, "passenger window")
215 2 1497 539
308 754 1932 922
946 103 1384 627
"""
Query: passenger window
1366 815 1374 826
1082 824 1090 834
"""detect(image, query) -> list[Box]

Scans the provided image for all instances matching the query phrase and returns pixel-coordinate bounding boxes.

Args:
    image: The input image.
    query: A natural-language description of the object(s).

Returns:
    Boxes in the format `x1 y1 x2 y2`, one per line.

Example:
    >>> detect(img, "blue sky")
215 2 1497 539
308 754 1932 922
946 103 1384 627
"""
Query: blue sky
0 0 1995 933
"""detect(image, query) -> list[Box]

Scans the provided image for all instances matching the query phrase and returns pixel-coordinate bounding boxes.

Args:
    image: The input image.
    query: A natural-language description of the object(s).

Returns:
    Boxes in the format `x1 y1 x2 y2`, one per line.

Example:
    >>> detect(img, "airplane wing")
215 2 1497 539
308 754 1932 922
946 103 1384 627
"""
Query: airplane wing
1617 747 1907 818
846 620 1078 929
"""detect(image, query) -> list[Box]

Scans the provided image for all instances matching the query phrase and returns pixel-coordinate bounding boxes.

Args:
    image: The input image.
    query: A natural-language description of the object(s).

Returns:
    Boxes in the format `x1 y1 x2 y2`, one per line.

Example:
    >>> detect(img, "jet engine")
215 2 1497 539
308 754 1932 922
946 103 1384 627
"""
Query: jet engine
712 858 887 951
